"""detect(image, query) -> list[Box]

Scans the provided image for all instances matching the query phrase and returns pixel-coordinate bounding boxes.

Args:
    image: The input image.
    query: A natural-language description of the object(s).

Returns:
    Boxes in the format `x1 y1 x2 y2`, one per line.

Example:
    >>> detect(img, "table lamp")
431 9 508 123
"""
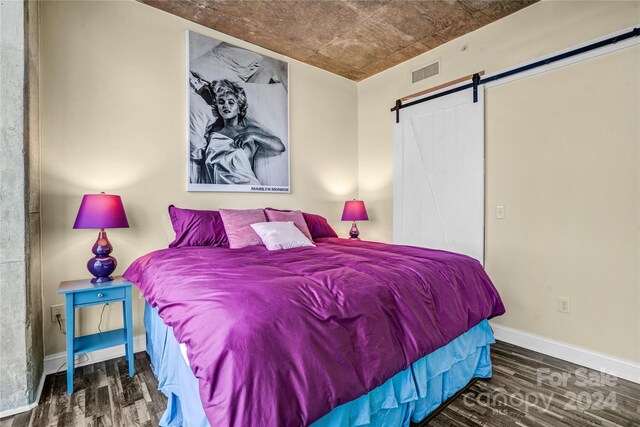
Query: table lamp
73 193 129 283
341 200 368 240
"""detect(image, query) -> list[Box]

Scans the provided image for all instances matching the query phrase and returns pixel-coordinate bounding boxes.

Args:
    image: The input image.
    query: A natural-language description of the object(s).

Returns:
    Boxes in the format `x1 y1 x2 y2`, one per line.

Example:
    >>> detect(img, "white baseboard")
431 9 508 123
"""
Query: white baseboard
1 335 147 418
0 400 38 419
43 334 146 375
0 367 46 419
491 322 640 384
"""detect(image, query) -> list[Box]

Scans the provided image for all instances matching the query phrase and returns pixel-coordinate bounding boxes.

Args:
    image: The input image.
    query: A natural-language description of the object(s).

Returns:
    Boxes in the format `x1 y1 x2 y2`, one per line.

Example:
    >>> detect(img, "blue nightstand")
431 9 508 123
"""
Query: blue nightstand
57 276 134 394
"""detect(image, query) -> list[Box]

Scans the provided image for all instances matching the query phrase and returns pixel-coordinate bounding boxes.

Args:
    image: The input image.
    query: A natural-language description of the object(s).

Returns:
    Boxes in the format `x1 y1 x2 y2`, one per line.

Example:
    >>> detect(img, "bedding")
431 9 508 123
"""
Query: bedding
124 238 504 427
218 208 267 248
251 221 315 250
167 205 228 248
266 208 338 240
302 212 338 239
264 208 314 241
145 302 496 427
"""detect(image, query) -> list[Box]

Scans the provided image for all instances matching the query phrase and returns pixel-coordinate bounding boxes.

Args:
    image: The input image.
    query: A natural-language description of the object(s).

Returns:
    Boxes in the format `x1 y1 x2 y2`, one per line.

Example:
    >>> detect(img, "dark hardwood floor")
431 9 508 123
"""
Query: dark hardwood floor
430 342 640 427
1 341 638 426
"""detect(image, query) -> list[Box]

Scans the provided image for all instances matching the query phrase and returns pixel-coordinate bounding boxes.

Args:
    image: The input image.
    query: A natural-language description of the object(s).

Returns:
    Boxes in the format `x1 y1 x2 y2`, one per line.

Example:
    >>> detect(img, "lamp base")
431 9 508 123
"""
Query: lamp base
87 255 117 283
91 274 114 284
349 222 361 240
87 229 117 283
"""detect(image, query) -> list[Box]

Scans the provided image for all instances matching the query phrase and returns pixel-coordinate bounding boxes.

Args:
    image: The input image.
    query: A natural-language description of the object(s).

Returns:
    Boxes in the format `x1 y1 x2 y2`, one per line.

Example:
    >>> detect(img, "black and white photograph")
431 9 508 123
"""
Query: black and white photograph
187 31 289 192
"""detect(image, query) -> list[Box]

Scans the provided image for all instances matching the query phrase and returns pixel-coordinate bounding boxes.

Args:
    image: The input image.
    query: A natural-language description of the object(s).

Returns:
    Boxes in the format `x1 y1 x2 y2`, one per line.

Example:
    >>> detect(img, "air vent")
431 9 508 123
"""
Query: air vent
412 61 440 84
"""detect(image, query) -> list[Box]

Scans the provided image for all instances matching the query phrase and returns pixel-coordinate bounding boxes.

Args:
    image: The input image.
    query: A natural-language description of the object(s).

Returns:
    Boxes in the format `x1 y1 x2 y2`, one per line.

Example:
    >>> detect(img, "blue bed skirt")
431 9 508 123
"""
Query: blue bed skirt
144 303 495 427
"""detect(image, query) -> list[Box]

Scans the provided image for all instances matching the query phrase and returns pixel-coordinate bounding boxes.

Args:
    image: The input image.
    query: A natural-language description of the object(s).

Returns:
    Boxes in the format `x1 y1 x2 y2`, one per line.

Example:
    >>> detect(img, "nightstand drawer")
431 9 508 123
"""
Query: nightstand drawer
74 287 125 306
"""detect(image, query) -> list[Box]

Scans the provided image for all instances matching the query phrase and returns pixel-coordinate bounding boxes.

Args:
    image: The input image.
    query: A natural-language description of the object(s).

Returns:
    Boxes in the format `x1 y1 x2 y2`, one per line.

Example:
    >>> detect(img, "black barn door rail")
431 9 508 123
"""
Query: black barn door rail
391 27 640 123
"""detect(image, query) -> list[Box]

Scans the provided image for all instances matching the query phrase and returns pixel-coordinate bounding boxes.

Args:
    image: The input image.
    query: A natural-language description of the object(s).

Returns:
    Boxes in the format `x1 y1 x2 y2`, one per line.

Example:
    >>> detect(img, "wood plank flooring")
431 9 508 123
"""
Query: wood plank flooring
0 352 167 427
428 342 640 427
1 341 639 426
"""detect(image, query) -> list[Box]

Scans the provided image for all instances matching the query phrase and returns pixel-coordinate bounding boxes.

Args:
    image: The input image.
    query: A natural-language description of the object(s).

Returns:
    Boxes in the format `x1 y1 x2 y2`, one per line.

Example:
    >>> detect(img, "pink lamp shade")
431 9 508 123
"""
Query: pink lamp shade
341 200 369 222
73 193 129 284
73 193 129 229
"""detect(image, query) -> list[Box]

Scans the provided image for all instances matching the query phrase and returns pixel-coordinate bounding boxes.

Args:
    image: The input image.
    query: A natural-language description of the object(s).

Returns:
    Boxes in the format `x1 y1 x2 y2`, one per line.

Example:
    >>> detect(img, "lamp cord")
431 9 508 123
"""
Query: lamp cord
56 314 66 335
98 303 109 333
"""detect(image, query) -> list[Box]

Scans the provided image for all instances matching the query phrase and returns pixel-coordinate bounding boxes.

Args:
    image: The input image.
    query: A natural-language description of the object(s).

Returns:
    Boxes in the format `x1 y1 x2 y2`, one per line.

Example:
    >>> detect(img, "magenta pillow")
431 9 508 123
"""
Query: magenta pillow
302 212 338 239
168 205 228 248
218 208 267 249
265 208 338 240
264 208 313 241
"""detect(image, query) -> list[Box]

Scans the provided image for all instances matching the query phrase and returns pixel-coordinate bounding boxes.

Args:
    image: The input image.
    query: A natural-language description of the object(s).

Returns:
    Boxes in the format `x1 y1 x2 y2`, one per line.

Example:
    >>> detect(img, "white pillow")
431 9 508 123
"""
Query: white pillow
250 222 315 251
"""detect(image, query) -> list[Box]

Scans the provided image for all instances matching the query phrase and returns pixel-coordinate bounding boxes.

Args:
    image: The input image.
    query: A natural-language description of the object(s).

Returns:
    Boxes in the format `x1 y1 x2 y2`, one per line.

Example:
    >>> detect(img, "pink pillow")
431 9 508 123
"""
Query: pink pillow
168 205 228 248
219 209 267 248
264 208 313 241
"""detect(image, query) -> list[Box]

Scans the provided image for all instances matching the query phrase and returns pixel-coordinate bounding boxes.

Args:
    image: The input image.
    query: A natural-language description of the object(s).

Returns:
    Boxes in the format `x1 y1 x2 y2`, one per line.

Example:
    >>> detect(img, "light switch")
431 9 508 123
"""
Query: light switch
495 205 505 219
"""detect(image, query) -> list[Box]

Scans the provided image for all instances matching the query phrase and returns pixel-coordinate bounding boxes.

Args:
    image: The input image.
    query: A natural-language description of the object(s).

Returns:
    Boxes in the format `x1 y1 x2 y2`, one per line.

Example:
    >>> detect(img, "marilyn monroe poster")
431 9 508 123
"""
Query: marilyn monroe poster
187 31 290 192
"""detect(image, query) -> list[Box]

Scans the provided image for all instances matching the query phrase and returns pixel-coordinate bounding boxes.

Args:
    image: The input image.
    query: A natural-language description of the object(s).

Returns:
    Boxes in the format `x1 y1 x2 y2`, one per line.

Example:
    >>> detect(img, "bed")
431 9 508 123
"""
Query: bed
124 237 505 427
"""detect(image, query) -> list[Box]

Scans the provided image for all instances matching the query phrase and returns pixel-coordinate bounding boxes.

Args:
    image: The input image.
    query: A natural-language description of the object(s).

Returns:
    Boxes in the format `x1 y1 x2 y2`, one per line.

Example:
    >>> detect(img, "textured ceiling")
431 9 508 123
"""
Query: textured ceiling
138 0 538 81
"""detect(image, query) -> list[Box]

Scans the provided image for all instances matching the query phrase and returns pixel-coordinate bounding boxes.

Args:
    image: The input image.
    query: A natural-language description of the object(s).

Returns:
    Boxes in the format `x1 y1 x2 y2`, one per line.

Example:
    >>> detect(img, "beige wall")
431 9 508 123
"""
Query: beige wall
40 0 640 364
40 0 358 355
484 47 639 361
358 0 640 362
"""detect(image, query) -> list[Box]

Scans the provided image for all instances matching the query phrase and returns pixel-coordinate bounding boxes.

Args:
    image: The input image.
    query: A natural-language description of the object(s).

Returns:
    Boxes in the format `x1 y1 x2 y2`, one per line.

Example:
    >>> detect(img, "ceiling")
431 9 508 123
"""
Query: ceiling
138 0 538 81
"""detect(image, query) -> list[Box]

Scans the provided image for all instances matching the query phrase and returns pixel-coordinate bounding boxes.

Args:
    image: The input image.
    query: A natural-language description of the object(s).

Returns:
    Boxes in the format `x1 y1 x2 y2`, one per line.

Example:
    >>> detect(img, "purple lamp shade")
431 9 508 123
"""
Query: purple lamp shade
73 194 129 229
341 200 369 222
341 200 368 240
74 193 129 284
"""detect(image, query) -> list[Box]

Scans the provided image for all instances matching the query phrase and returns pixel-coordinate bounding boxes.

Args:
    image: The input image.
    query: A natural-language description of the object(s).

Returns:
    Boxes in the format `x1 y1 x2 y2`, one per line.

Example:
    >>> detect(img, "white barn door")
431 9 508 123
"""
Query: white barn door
393 88 484 263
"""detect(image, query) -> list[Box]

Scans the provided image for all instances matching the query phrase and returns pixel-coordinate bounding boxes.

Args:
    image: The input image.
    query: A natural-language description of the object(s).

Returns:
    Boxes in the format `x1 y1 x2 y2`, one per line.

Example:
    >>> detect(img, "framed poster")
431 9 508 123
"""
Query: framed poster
187 31 290 192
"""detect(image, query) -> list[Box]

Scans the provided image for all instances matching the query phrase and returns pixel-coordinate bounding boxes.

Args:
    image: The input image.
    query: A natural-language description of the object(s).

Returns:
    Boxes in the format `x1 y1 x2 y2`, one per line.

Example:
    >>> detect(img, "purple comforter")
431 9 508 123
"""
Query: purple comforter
124 238 504 426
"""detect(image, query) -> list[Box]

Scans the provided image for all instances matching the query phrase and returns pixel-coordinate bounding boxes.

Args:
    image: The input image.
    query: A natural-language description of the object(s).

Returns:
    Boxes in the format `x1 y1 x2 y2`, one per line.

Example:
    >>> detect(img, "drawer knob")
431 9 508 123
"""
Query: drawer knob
97 293 104 298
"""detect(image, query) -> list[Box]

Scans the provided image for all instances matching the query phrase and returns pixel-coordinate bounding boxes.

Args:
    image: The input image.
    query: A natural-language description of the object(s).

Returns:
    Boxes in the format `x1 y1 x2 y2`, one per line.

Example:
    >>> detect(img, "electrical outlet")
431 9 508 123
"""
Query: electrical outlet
51 304 65 322
496 205 505 219
558 297 570 314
